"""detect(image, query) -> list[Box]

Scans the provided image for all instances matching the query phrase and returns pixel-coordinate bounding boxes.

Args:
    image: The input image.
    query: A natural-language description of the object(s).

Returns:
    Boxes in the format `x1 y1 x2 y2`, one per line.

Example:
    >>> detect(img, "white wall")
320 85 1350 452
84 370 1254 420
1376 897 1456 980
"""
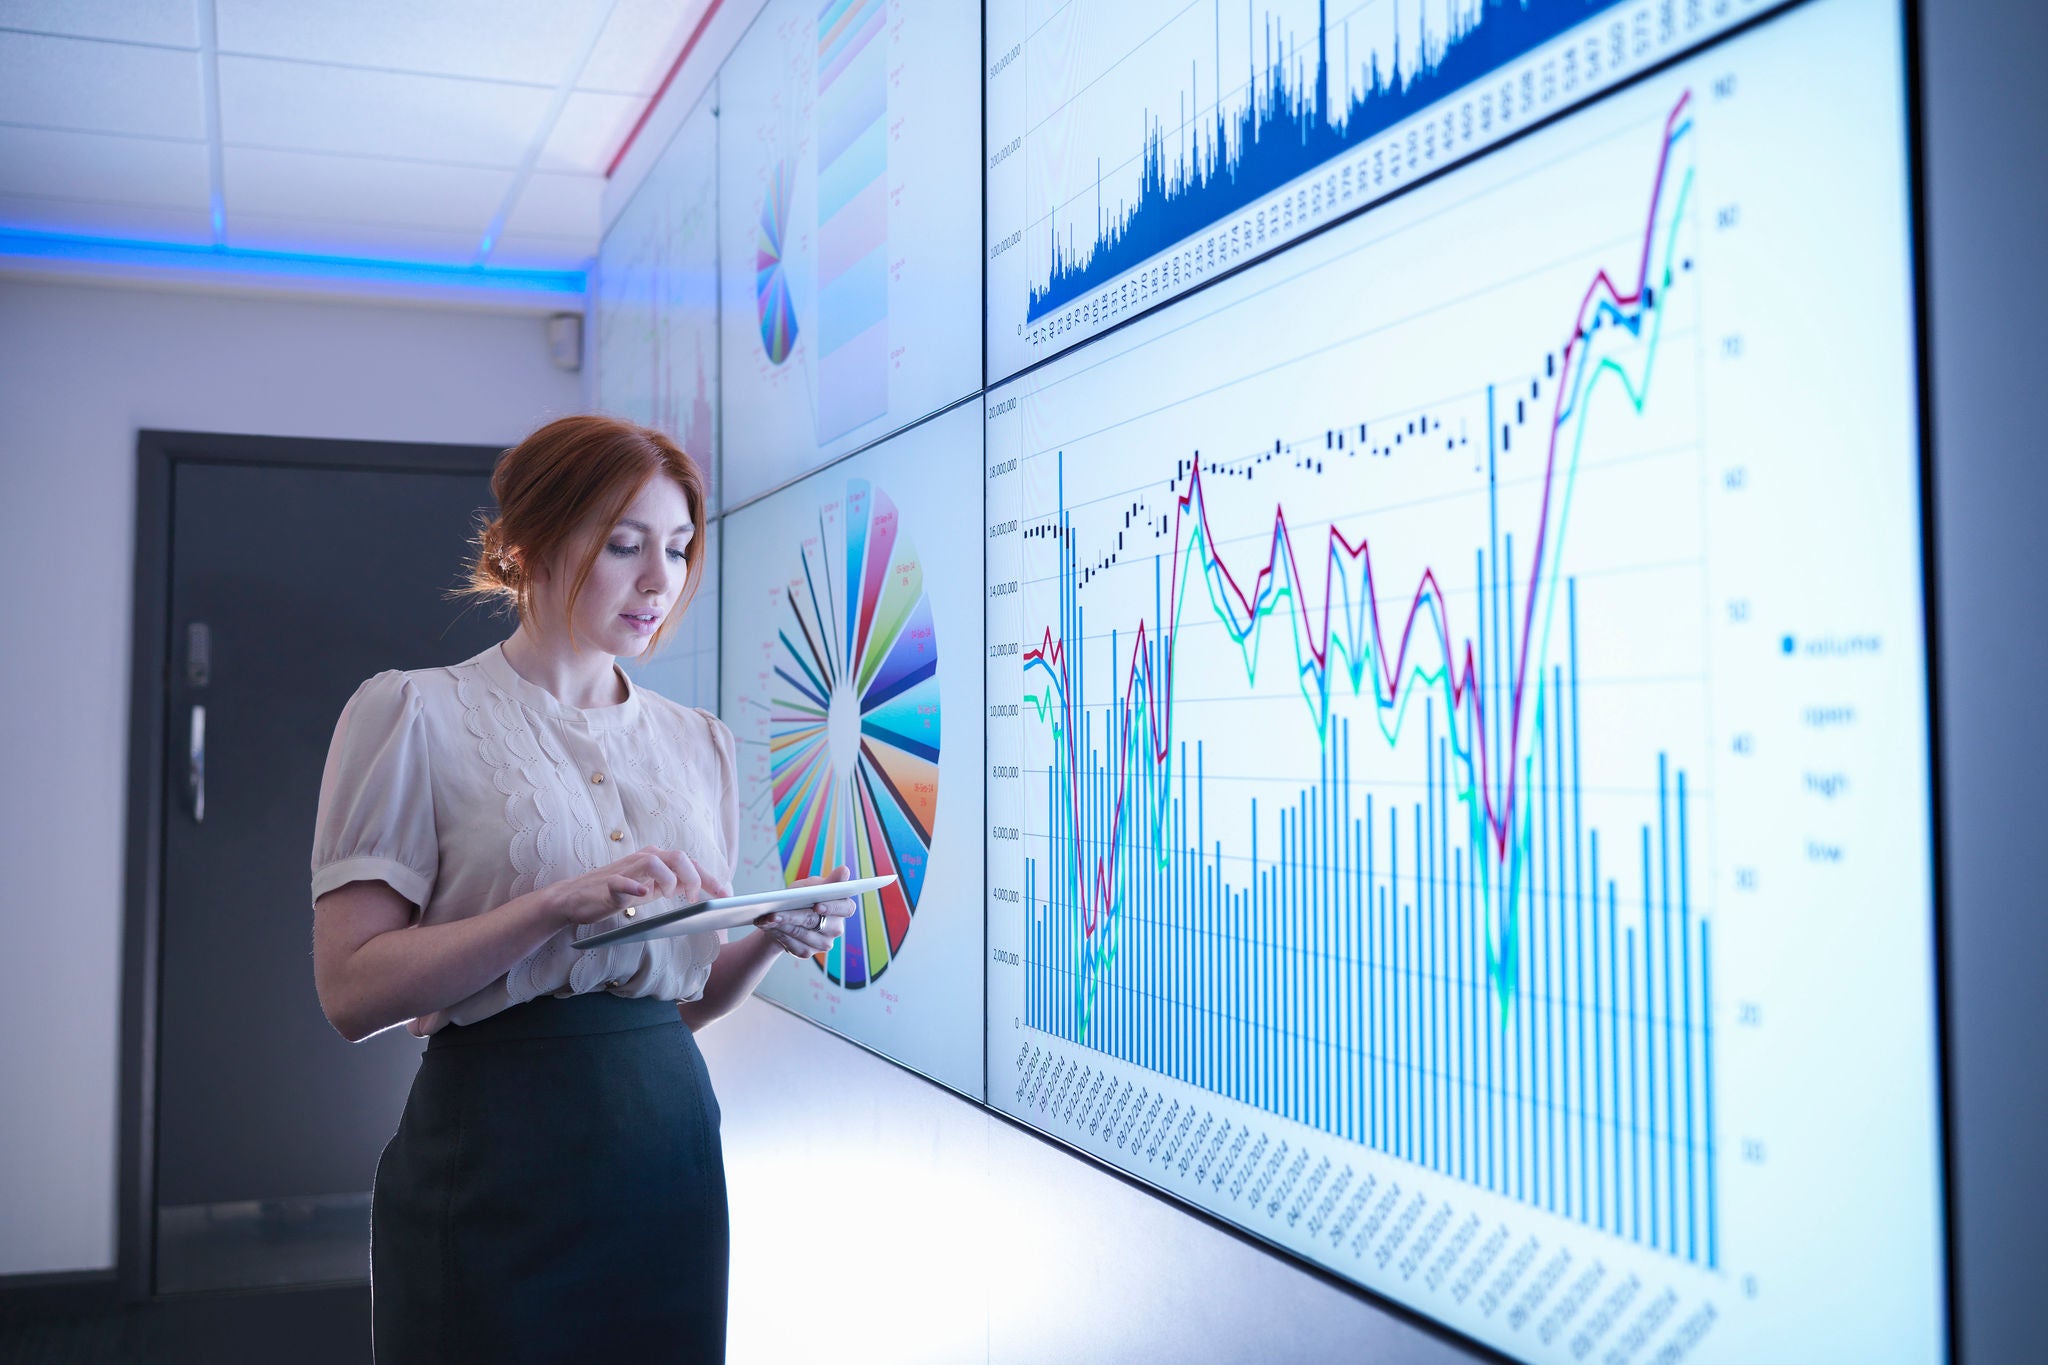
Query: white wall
0 277 583 1276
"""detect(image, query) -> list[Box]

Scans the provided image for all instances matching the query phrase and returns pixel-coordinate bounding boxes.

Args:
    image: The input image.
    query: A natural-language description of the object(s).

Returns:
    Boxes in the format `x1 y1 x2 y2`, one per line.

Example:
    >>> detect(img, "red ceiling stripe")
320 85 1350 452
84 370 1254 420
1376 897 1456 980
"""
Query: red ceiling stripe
604 0 727 180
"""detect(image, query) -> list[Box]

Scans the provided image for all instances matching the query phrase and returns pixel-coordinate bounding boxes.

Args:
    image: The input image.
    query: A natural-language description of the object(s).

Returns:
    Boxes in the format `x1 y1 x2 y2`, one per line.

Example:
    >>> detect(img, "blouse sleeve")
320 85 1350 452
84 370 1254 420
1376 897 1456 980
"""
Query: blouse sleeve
310 670 438 909
695 707 741 876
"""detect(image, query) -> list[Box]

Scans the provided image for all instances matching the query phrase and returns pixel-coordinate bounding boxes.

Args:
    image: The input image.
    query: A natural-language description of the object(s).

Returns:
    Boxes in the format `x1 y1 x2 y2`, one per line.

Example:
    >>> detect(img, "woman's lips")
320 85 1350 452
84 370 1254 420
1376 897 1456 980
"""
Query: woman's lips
620 611 661 635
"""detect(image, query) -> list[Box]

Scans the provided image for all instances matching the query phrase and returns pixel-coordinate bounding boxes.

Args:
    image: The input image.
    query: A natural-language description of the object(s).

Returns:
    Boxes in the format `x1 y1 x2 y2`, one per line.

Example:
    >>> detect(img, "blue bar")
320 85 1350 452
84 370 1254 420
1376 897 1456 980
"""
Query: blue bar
1680 770 1697 1264
1642 822 1659 1252
1628 920 1641 1245
1608 877 1621 1235
1590 831 1605 1233
1553 663 1570 1219
1454 844 1467 1184
1570 578 1589 1226
1538 670 1554 1212
1703 918 1718 1268
1660 757 1678 1258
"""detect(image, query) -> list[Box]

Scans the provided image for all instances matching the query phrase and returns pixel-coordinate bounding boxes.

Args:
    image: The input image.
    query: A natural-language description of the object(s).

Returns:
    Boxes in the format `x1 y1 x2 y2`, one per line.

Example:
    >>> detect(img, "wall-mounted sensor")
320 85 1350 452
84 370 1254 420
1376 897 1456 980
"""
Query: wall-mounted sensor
546 313 582 372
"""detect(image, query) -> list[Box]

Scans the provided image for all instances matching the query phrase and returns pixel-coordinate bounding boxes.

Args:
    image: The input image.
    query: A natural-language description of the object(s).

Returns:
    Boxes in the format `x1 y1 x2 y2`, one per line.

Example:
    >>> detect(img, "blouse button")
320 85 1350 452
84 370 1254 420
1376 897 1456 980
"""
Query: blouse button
591 771 606 785
609 829 624 842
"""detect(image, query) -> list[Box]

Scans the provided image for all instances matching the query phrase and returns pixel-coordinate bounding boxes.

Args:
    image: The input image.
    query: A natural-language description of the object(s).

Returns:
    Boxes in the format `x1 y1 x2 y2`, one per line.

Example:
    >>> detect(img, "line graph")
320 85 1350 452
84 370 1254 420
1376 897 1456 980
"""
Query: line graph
985 0 1764 379
1020 98 1714 1258
986 3 1942 1354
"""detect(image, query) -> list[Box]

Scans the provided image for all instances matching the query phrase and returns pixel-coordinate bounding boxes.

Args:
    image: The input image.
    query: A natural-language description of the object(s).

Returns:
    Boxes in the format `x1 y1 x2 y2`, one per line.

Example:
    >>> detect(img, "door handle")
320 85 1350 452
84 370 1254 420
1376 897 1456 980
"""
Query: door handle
188 704 206 824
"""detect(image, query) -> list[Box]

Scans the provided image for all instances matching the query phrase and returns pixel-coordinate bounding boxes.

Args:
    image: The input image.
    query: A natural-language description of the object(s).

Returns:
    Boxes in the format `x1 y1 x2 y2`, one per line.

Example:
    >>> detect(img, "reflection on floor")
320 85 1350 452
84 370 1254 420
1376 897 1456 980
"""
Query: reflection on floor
157 1193 370 1294
0 1284 369 1365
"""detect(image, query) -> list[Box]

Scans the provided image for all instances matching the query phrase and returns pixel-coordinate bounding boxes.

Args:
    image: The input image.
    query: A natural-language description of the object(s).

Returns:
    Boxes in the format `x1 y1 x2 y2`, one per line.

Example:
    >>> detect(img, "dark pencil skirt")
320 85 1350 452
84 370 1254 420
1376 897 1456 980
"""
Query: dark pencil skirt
370 992 728 1364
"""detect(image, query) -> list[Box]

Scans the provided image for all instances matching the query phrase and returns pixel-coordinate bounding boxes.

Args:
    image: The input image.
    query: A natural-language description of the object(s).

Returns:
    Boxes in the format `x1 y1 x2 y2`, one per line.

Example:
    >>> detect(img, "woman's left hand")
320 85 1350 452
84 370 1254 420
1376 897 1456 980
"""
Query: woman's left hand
755 865 857 958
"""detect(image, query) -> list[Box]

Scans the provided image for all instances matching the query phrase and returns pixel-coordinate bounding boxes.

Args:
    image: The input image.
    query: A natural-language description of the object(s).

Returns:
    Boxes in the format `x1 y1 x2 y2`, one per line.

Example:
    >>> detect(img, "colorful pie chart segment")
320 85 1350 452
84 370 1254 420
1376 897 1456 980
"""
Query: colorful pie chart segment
754 158 798 365
766 478 938 987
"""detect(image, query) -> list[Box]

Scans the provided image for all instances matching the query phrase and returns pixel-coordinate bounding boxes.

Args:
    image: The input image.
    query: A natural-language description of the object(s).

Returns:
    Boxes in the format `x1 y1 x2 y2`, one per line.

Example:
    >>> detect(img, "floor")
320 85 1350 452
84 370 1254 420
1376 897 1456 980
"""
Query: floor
0 1284 369 1365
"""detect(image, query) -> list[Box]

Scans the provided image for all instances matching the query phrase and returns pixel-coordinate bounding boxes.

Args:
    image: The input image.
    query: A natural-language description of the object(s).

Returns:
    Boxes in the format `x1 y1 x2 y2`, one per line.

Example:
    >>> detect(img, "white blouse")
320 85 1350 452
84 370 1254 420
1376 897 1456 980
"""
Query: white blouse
310 643 738 1032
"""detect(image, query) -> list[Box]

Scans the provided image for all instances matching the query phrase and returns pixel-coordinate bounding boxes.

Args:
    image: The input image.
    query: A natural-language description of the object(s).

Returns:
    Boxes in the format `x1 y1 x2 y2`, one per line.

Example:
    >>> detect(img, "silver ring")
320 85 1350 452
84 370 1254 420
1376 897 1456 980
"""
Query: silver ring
813 909 826 931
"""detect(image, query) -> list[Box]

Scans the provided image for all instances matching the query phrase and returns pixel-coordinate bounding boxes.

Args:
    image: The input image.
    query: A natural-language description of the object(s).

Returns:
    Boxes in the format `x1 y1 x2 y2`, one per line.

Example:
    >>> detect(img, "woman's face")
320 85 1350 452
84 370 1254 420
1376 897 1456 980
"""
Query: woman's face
538 475 695 658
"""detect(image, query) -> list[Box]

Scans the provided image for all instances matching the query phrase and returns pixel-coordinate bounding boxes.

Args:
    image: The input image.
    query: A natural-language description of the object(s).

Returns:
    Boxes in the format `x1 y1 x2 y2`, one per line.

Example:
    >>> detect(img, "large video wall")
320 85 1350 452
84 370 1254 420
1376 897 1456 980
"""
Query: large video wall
595 2 1947 1360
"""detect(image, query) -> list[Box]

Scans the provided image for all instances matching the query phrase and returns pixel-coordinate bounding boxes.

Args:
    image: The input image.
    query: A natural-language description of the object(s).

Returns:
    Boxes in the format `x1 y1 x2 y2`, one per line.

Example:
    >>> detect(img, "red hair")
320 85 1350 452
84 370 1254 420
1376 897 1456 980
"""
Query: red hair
463 414 709 656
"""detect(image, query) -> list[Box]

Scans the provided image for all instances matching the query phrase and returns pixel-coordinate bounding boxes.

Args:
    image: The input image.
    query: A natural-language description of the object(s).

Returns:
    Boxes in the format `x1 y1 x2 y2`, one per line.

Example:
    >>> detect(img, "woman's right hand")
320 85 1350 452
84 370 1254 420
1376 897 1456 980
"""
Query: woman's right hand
546 846 720 928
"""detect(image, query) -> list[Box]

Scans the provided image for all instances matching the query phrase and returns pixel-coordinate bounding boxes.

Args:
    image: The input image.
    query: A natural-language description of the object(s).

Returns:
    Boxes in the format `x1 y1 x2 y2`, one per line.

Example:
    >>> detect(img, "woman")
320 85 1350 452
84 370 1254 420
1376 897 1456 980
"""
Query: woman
310 414 850 1363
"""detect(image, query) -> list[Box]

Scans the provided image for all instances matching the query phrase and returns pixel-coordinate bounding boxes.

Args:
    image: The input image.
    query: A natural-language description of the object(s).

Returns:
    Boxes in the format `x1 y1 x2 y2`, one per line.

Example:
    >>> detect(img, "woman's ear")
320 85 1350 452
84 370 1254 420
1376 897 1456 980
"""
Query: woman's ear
514 547 549 588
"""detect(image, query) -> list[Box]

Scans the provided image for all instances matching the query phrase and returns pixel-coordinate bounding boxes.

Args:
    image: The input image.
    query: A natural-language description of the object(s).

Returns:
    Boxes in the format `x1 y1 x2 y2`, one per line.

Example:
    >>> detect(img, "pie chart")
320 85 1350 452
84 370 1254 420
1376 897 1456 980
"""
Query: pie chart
765 478 939 987
754 158 798 365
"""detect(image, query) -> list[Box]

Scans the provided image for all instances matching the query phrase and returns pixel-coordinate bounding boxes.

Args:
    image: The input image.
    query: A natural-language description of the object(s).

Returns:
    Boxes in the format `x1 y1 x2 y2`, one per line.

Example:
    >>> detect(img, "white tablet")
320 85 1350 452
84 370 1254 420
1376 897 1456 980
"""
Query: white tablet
570 875 897 951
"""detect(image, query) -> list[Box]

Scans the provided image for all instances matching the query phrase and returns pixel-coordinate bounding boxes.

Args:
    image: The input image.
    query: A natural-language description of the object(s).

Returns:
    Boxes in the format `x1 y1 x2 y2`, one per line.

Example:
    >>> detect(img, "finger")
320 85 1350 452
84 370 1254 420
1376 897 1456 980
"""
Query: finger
765 927 820 957
609 875 650 907
826 864 852 883
668 851 708 902
643 859 684 900
652 847 703 898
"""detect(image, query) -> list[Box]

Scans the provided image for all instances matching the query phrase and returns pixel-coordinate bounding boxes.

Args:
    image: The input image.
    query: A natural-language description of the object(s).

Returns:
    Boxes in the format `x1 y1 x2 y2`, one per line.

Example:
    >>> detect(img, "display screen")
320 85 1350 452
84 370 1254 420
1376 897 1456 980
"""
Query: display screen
723 403 987 1098
985 0 1772 382
715 0 984 506
984 0 1943 1358
595 90 721 492
595 91 723 710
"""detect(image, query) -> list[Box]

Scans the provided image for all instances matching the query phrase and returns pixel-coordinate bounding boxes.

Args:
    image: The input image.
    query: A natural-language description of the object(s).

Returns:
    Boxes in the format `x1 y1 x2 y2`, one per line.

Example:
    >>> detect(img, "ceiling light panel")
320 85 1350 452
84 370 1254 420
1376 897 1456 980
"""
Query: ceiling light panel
212 0 611 87
217 55 554 166
222 146 512 232
0 30 203 139
500 171 604 240
537 89 643 173
578 0 711 94
0 192 211 244
221 212 499 267
0 0 200 48
483 231 595 273
0 124 210 207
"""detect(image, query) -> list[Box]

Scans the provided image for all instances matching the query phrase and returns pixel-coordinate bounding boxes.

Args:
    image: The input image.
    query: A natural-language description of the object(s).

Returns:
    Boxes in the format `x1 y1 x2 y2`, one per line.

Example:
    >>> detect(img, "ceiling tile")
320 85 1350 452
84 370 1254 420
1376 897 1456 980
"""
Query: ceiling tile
578 0 712 95
501 171 604 240
218 54 552 167
0 0 199 48
0 125 209 207
223 146 511 234
537 88 642 173
214 0 608 86
222 211 489 266
487 231 596 273
0 192 211 244
0 30 203 138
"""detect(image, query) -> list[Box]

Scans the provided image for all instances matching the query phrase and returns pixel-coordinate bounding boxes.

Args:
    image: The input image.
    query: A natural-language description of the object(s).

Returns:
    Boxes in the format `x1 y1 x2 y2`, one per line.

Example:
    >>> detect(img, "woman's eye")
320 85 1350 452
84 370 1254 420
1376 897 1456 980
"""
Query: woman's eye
607 543 639 557
667 548 687 561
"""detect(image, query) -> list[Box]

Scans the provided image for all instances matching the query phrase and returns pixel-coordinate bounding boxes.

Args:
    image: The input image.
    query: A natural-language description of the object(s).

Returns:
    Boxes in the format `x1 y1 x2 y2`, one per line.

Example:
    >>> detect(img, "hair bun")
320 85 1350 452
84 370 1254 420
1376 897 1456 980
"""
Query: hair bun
478 519 519 584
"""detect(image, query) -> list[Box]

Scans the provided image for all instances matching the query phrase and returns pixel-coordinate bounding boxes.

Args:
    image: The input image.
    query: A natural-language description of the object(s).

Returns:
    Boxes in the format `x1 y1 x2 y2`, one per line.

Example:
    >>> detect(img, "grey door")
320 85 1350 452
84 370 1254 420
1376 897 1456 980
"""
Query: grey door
155 455 501 1293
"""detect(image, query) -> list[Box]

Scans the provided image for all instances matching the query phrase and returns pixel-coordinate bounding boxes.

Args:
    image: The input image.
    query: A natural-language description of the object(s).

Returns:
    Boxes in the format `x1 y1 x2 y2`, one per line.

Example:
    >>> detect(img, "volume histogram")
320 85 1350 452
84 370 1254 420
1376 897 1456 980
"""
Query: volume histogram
986 3 1940 1360
985 0 1766 380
